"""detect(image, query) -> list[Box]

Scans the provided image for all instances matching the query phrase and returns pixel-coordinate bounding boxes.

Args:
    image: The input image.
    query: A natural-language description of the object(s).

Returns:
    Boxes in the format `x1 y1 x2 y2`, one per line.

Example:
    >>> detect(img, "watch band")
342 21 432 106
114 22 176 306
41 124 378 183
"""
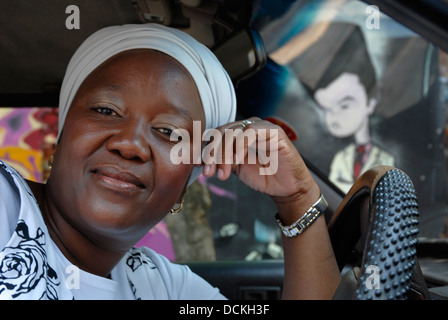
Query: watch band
275 194 328 237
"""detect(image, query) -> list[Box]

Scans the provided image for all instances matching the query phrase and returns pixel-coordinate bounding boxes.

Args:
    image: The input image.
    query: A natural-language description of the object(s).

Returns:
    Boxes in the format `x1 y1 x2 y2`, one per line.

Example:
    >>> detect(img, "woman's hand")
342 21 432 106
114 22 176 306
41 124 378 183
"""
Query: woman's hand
199 117 320 216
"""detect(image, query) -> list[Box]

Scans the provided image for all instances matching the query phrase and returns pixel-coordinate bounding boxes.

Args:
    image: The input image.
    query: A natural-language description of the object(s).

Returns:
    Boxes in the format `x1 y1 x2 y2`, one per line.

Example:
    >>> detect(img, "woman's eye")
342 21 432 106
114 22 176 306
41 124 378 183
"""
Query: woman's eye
157 128 173 135
93 106 118 116
156 127 183 141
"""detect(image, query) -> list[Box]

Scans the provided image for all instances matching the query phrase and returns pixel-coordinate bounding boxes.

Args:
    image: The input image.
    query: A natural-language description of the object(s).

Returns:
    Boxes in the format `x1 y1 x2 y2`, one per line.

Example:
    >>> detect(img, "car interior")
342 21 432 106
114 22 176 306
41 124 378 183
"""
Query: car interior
1 0 448 300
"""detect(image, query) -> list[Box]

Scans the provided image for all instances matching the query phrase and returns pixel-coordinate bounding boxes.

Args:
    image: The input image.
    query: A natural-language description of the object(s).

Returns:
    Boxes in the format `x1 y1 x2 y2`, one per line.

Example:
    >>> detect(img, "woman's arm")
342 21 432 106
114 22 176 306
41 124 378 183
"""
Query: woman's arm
274 184 341 299
201 118 341 299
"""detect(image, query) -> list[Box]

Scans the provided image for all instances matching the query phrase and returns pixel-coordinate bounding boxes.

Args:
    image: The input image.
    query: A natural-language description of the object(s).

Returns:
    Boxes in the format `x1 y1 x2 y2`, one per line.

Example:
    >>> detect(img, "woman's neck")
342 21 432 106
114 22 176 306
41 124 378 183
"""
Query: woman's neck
28 180 130 278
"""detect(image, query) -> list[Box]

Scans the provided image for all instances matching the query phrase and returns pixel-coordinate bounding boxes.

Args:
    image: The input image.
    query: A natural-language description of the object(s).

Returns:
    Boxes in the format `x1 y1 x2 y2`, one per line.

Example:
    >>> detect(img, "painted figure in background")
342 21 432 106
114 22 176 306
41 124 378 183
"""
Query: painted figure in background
294 22 394 193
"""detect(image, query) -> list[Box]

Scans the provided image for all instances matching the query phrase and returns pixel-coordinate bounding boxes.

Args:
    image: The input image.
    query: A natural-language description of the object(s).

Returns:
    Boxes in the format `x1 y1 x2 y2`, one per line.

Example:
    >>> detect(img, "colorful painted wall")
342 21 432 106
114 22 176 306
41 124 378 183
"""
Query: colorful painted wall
0 107 57 183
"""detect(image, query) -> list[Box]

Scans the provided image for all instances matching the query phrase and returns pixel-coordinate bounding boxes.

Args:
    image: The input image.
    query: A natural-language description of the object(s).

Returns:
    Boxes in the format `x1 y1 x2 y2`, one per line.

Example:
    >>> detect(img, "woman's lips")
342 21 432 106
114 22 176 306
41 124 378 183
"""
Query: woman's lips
91 167 146 192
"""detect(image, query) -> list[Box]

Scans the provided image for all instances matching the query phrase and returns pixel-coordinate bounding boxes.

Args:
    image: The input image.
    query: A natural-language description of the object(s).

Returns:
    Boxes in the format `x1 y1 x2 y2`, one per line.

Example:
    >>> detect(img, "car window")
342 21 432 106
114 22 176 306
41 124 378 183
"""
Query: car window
1 0 447 264
209 0 447 260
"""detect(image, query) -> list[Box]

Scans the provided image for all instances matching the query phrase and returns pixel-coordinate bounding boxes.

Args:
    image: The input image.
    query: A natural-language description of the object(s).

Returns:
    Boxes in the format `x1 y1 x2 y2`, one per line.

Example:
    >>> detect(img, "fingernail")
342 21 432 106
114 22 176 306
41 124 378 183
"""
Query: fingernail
218 168 224 179
203 164 210 176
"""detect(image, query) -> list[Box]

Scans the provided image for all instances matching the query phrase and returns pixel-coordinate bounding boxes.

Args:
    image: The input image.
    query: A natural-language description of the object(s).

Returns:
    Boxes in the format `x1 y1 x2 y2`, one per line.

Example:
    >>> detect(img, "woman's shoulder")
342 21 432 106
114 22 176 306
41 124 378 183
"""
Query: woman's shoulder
122 246 225 299
0 160 45 206
123 246 183 277
0 160 24 249
0 160 46 234
0 160 21 208
0 159 19 186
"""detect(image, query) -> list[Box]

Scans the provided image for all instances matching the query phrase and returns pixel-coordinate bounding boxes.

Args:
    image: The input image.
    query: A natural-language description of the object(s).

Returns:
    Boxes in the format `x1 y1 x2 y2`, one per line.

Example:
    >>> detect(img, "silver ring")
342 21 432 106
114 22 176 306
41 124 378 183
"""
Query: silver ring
240 119 255 129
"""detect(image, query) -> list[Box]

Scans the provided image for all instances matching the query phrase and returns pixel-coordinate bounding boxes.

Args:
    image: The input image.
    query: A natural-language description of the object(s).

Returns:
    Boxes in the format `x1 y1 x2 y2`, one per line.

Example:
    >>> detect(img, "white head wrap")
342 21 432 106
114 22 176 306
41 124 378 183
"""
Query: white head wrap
58 23 236 185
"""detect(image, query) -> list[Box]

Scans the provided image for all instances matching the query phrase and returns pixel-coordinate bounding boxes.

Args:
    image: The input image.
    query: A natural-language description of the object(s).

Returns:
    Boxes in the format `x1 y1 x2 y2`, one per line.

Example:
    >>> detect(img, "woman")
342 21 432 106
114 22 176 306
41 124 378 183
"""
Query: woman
0 24 340 299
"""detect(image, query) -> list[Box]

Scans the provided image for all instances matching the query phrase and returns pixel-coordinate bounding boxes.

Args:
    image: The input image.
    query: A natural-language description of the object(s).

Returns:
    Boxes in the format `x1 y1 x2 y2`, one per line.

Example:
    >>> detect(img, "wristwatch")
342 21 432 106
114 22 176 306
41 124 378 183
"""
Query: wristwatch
275 194 328 238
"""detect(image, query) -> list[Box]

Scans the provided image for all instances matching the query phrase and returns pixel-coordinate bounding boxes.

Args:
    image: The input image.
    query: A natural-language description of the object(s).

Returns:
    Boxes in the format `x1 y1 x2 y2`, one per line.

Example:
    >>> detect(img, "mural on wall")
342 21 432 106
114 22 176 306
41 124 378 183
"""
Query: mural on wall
234 0 446 237
280 18 445 236
292 22 395 193
0 107 57 183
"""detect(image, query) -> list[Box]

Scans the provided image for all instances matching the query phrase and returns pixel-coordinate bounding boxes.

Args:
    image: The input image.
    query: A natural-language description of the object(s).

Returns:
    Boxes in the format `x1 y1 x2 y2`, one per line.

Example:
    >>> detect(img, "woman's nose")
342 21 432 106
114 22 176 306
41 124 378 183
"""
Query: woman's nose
105 120 151 163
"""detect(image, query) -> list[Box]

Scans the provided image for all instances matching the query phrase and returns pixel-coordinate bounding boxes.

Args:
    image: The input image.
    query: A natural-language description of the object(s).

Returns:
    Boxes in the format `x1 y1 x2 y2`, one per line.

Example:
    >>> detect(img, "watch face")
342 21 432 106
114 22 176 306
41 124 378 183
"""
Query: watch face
276 195 327 237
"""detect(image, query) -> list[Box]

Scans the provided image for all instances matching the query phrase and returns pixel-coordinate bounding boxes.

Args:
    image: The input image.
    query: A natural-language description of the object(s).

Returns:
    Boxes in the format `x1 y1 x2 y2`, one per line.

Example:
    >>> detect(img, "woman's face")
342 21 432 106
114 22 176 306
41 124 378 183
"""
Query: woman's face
48 49 204 245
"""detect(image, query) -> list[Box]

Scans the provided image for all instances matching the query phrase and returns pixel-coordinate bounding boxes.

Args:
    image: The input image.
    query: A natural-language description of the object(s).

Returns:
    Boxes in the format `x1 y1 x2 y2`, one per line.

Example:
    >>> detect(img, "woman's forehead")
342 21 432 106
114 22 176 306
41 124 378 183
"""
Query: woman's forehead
73 49 205 121
78 49 196 99
89 49 193 81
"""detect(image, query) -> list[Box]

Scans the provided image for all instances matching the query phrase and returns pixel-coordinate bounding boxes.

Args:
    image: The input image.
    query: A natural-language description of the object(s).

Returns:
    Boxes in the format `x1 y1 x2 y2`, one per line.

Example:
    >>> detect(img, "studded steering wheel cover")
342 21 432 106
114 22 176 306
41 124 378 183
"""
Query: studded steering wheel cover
355 169 419 299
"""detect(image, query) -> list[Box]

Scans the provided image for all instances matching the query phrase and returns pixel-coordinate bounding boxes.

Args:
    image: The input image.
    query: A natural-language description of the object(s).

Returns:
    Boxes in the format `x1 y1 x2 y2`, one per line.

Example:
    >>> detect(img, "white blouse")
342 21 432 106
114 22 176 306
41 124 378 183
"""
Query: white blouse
0 160 224 300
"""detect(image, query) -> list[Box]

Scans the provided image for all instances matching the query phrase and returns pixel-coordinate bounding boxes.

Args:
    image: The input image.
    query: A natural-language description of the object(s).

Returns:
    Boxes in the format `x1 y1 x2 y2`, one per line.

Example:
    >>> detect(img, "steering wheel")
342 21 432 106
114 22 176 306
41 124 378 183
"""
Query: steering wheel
327 166 430 300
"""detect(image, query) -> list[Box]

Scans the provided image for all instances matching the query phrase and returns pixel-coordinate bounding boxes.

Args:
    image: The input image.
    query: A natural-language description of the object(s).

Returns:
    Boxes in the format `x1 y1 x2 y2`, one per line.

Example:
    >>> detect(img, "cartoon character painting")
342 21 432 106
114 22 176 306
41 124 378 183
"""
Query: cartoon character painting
293 22 394 193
